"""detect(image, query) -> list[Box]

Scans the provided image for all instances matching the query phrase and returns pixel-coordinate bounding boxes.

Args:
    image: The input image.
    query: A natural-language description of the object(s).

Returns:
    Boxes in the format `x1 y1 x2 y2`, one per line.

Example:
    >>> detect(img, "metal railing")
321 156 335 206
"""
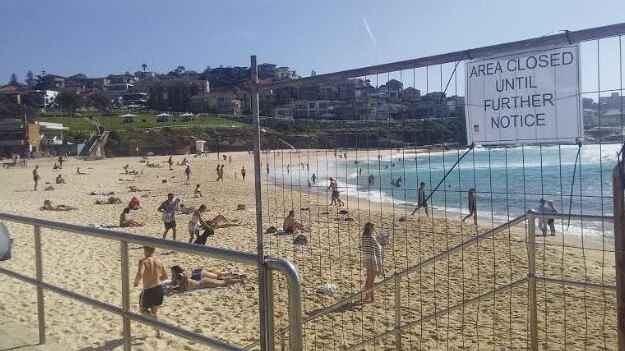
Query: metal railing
274 211 614 351
0 212 303 351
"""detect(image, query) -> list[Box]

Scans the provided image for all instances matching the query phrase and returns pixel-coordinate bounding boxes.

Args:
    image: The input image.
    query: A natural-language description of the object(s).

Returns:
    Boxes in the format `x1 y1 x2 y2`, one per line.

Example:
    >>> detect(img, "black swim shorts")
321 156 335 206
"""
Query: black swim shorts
164 220 176 230
139 285 164 309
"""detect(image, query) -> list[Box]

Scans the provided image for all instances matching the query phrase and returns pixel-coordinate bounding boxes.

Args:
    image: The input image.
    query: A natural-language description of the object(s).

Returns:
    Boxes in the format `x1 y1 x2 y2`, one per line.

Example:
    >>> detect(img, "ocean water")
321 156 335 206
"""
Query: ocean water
272 143 621 239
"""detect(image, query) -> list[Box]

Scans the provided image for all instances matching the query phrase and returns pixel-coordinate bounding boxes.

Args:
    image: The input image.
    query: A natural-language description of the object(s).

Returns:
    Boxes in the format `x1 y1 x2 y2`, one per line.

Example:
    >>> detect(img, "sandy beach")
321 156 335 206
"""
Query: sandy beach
0 150 617 350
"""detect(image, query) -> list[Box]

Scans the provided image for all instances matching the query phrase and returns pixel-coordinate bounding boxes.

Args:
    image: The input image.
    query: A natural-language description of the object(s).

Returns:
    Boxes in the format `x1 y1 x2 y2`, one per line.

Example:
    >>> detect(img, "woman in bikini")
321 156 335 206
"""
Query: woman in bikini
41 199 76 211
170 265 245 292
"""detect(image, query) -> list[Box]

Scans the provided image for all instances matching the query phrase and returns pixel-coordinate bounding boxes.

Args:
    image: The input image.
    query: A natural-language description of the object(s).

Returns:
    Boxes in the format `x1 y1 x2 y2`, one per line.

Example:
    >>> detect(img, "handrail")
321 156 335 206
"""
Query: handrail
302 214 528 324
0 212 303 351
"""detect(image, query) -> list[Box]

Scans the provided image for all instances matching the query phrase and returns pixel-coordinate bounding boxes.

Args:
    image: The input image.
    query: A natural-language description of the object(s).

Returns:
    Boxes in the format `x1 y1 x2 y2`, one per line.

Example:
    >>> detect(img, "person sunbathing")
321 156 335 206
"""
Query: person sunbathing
95 196 123 205
283 210 306 233
207 214 239 229
119 207 144 227
76 167 87 175
170 265 245 292
41 199 76 211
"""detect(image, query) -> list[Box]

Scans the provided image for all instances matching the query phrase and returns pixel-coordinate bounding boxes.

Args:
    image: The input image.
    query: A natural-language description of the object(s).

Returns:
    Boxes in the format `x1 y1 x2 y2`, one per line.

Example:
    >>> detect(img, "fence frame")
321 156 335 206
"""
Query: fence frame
0 212 303 351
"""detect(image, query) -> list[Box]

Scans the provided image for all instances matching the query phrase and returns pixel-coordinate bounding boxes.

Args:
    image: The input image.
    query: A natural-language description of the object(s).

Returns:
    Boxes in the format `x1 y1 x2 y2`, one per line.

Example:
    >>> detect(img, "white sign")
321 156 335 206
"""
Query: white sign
465 45 582 145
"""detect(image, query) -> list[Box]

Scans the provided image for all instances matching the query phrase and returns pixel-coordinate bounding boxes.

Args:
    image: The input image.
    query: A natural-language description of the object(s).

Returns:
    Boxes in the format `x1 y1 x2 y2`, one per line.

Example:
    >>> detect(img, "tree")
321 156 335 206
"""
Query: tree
89 92 111 111
25 71 35 87
8 73 19 86
56 91 82 114
142 63 147 72
168 66 185 77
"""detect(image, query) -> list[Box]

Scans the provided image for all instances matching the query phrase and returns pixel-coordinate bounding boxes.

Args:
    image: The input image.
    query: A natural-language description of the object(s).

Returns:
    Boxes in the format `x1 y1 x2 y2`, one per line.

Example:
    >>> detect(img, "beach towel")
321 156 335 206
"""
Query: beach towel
160 279 236 297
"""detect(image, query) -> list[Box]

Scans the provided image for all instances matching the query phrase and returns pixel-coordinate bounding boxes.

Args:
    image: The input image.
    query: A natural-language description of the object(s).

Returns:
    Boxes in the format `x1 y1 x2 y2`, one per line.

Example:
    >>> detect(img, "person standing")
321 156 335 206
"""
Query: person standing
361 222 382 303
158 193 179 240
215 164 221 181
241 166 246 180
266 163 270 175
462 188 477 224
32 165 40 191
547 200 558 236
184 164 192 184
327 178 344 206
537 198 549 236
133 246 168 339
411 182 429 216
311 173 316 185
168 156 173 171
58 156 63 169
219 164 225 181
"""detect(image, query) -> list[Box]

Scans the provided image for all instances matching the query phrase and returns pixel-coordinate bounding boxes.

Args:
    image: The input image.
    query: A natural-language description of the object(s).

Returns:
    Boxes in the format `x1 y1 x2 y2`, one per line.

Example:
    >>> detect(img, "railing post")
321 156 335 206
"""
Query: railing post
394 272 401 350
613 165 625 350
33 225 46 344
120 241 131 351
527 212 538 351
250 54 269 351
265 267 275 351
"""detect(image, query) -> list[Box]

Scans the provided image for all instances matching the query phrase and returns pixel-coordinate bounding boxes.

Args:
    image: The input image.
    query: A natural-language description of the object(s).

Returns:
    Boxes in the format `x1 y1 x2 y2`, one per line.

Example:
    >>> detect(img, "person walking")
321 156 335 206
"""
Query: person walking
462 188 477 224
361 222 382 303
133 246 168 339
411 182 429 217
32 165 40 191
547 200 558 236
241 166 246 180
158 193 179 240
327 178 344 206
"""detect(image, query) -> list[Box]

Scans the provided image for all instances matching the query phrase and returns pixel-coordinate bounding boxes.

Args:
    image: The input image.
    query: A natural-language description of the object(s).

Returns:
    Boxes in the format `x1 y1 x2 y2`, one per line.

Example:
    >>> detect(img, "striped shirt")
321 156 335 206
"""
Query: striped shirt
361 235 381 259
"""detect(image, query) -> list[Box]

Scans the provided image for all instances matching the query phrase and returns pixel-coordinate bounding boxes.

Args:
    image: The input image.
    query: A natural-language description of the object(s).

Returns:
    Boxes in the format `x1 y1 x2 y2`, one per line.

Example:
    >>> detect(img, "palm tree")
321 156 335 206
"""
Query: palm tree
142 63 147 72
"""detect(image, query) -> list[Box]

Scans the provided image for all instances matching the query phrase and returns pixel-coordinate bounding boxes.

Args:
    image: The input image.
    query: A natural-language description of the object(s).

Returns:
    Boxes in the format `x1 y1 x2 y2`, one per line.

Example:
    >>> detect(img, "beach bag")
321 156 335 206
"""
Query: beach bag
194 227 214 245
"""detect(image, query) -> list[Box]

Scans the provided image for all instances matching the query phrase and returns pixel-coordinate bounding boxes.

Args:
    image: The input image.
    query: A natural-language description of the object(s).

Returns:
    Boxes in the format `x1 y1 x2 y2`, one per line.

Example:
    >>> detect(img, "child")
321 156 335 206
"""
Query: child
194 184 203 198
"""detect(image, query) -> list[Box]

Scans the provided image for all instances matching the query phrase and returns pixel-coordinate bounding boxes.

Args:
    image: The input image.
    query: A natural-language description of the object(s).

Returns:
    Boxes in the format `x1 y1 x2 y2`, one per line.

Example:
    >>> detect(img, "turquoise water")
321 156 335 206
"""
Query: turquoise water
273 143 621 238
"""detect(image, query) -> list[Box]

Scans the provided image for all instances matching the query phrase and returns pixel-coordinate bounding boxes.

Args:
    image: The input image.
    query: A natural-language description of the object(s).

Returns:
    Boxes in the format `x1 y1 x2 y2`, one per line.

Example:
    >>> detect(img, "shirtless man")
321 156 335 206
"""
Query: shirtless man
133 246 168 339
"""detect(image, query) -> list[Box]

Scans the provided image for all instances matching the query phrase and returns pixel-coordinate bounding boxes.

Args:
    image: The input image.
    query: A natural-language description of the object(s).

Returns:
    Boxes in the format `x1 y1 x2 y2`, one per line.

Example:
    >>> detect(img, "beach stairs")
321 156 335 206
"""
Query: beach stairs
0 320 66 351
83 130 110 160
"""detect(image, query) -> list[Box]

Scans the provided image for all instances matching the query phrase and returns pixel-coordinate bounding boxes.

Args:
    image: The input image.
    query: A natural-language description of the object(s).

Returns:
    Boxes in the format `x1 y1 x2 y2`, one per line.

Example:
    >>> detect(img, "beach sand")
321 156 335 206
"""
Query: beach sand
0 150 617 350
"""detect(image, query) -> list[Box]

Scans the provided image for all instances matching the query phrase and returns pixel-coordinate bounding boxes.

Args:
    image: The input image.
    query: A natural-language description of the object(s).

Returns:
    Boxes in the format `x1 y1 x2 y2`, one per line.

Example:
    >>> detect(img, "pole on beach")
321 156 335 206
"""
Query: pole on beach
120 241 131 351
613 164 625 350
251 55 270 351
34 225 46 344
527 213 538 351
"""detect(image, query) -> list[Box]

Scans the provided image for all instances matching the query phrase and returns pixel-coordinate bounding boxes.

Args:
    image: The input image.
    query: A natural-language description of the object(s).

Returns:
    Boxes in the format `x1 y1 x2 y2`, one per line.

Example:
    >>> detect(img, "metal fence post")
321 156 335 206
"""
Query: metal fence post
250 54 269 351
265 267 275 351
613 165 625 350
120 241 131 351
394 272 401 350
527 212 538 351
33 225 46 344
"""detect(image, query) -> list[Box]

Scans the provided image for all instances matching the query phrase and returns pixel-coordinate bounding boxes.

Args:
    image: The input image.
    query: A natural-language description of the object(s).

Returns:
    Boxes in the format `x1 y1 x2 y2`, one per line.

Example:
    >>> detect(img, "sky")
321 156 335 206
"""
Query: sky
1 0 624 92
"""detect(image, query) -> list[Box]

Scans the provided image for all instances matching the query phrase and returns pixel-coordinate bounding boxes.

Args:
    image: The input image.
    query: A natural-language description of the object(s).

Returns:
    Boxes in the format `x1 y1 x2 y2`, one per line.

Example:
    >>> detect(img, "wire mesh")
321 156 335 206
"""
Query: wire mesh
256 29 624 350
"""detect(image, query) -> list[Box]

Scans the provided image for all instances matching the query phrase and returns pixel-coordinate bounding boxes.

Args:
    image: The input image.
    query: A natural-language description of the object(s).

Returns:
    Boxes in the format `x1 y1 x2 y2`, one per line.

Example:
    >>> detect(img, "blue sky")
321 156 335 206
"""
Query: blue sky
1 0 624 89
